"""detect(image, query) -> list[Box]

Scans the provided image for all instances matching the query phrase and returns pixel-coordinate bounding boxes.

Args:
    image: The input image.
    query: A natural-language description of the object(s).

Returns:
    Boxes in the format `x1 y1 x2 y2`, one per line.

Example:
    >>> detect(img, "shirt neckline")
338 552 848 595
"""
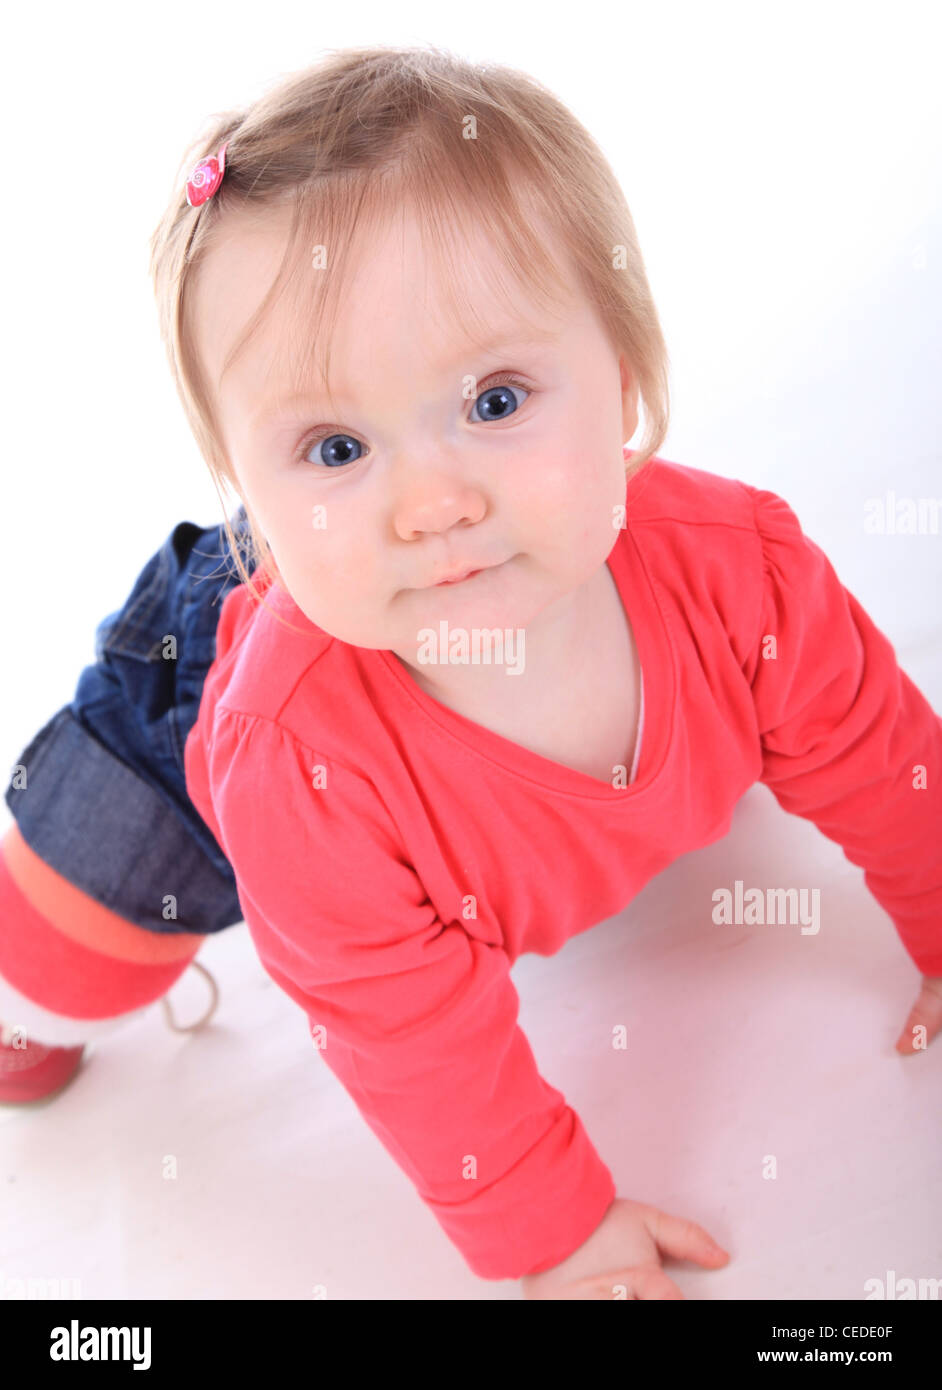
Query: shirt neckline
374 511 676 802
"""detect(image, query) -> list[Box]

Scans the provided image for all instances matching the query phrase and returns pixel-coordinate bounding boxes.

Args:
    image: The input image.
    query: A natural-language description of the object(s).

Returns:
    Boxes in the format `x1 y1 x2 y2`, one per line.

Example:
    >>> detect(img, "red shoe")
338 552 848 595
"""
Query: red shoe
0 1025 86 1105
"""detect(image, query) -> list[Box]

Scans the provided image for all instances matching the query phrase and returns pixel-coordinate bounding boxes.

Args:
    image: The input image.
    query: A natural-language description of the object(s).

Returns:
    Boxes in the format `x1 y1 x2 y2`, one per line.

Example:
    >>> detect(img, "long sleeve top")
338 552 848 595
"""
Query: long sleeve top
183 455 942 1280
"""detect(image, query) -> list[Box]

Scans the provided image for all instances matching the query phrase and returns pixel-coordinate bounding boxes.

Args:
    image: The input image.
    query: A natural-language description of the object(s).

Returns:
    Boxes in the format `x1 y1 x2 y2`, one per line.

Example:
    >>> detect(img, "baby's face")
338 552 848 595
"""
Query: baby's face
194 202 638 671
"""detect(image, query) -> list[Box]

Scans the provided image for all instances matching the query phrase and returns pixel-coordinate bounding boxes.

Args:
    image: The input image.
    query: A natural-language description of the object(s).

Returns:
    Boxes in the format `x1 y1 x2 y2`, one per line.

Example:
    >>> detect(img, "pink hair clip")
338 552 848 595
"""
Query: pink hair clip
186 141 230 208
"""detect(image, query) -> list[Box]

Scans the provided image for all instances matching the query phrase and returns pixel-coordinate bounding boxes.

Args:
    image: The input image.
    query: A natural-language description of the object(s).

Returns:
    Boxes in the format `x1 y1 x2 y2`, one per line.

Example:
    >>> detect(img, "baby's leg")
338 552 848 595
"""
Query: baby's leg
1 511 252 1071
0 821 205 1046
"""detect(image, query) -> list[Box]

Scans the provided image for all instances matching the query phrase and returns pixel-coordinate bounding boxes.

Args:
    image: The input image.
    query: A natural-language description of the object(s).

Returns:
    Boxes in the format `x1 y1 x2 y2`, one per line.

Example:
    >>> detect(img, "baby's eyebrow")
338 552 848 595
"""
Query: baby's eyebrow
251 332 561 425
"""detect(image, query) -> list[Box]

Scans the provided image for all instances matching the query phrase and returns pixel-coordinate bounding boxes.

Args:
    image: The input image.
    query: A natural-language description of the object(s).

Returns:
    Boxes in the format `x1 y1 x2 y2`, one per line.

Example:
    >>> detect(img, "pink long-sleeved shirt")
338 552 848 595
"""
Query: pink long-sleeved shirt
183 456 942 1280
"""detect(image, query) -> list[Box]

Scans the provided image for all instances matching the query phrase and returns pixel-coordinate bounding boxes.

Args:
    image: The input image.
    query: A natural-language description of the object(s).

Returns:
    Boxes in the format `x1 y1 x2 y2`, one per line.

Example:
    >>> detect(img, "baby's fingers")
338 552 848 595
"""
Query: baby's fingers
620 1265 686 1300
567 1264 686 1300
645 1205 730 1268
895 976 942 1054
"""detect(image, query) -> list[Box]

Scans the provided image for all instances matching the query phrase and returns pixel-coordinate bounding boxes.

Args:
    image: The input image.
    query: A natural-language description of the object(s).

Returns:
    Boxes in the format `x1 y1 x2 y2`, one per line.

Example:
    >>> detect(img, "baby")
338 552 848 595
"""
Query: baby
2 46 941 1299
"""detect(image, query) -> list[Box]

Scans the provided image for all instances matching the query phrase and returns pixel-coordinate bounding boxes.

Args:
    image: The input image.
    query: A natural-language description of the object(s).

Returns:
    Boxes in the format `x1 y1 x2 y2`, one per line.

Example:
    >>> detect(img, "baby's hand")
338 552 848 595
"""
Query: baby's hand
519 1197 729 1300
895 975 942 1054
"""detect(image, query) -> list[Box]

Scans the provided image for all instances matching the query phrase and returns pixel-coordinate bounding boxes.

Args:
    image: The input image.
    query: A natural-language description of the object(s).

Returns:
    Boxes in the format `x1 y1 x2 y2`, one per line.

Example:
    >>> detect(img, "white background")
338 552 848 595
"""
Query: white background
2 0 940 1302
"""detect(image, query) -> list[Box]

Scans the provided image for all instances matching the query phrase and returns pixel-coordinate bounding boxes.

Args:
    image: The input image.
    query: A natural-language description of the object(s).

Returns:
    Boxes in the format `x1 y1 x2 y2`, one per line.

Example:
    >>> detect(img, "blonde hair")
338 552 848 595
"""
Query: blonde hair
149 43 671 610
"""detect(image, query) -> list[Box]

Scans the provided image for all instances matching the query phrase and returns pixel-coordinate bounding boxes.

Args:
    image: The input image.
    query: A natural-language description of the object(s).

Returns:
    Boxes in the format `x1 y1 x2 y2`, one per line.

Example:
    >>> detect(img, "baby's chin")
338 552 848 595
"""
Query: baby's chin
288 555 585 648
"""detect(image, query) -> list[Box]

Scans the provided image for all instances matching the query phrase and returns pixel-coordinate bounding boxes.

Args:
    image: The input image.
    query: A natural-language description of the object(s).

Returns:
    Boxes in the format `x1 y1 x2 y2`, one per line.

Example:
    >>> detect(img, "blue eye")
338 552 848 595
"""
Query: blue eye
468 377 530 423
303 434 362 469
296 374 531 470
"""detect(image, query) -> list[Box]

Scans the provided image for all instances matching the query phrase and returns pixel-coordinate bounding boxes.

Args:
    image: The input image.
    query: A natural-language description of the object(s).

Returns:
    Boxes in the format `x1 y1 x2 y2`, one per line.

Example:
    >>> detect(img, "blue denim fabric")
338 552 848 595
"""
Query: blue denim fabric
4 507 255 935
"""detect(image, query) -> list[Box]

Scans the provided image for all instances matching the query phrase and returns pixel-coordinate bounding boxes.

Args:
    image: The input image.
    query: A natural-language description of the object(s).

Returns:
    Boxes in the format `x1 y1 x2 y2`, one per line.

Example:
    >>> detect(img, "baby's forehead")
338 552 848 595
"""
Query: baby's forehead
211 188 576 298
196 192 587 418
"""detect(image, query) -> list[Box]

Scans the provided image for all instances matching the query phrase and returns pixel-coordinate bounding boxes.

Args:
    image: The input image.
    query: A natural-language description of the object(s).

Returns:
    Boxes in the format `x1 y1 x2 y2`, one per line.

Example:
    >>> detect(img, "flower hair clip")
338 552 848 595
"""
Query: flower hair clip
186 141 230 208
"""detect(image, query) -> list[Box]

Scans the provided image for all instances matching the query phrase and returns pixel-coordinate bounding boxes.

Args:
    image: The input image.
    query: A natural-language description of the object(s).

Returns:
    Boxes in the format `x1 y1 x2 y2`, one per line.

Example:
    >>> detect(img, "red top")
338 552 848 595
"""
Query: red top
184 456 942 1280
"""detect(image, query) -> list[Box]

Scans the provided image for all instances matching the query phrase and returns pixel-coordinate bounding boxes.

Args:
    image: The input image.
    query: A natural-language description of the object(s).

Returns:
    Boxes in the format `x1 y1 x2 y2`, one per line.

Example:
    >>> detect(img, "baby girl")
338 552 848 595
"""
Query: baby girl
2 45 940 1299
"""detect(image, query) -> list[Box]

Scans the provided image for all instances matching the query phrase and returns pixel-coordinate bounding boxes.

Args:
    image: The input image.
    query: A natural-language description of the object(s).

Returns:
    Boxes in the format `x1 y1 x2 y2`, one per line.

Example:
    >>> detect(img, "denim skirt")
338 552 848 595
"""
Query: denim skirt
4 508 254 935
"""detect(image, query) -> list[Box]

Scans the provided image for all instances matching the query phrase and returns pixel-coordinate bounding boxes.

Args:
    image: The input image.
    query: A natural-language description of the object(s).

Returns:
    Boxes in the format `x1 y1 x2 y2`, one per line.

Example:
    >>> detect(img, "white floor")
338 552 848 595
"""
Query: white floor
2 694 940 1299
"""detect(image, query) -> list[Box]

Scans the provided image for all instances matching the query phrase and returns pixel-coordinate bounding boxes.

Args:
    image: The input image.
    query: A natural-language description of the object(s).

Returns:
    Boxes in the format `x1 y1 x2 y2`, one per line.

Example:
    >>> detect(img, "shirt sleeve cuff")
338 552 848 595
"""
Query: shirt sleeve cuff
425 1103 617 1281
